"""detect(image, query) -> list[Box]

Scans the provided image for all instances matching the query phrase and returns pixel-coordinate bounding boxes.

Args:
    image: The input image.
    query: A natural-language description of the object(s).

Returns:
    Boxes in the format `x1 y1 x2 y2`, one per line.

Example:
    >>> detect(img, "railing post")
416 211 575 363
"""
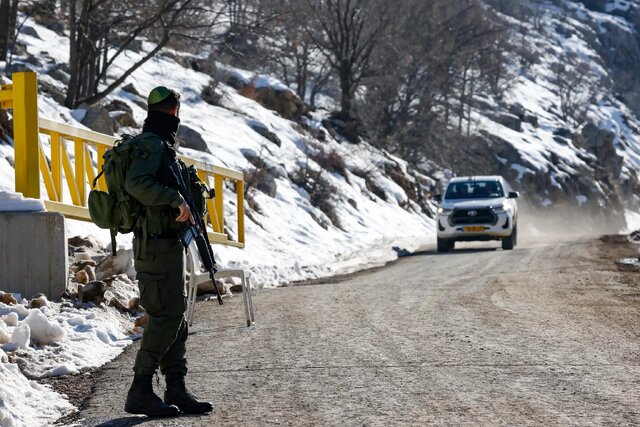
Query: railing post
214 175 224 233
236 180 245 244
13 72 40 199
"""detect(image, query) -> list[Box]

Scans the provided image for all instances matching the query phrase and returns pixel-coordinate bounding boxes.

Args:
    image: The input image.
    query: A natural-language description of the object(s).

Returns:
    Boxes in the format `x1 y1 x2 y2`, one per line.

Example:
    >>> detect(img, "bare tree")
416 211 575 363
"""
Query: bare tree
552 55 602 126
64 0 226 108
0 0 18 62
303 0 394 118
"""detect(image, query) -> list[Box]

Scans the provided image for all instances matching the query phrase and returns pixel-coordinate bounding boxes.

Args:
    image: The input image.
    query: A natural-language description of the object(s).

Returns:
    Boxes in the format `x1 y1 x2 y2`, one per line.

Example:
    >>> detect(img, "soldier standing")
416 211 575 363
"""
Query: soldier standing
123 86 213 417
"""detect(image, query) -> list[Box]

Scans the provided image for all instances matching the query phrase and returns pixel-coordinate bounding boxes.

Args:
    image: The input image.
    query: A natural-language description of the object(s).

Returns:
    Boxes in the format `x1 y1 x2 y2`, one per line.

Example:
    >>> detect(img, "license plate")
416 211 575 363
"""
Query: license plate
463 226 485 232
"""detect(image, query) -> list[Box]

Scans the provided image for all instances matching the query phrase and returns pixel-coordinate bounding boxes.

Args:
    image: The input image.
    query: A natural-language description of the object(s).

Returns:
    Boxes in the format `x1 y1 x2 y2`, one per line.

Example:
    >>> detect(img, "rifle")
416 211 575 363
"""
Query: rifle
169 161 223 305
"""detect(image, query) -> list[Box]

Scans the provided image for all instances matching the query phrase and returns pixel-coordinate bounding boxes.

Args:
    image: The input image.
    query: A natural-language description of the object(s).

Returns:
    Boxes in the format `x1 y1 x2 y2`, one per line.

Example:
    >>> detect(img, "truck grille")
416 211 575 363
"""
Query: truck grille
450 208 496 225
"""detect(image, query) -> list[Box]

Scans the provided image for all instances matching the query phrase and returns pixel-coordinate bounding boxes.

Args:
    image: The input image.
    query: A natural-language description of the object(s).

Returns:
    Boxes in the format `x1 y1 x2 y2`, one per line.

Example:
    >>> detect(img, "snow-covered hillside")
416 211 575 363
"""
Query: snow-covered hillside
0 15 438 426
424 0 640 232
0 17 437 288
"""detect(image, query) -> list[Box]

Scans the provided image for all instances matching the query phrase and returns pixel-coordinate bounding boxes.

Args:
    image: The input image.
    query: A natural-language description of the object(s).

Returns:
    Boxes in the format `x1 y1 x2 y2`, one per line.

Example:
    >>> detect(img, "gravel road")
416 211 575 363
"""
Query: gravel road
70 237 640 426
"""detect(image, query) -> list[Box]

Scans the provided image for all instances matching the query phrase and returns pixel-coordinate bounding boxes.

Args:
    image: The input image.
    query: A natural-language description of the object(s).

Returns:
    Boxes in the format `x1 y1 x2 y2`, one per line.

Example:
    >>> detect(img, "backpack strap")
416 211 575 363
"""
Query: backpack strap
109 228 117 256
92 169 104 189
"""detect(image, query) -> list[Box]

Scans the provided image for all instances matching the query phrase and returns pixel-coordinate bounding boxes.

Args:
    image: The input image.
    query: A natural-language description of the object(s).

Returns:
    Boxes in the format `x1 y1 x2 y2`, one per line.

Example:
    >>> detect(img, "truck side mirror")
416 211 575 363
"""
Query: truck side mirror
508 191 519 199
433 194 442 203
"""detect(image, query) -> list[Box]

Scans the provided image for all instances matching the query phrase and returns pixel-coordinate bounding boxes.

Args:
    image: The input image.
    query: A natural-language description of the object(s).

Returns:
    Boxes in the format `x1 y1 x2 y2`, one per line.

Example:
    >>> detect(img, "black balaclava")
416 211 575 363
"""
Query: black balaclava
142 111 180 146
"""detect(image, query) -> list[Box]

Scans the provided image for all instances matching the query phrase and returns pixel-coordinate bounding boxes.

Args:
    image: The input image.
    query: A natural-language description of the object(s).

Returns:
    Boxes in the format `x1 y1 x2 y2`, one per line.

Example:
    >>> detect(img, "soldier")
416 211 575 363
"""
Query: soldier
123 86 213 417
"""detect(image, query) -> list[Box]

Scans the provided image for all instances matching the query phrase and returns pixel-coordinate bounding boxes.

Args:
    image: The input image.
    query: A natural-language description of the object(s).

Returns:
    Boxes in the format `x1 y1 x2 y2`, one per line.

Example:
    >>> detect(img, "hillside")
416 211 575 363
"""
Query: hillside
0 15 438 289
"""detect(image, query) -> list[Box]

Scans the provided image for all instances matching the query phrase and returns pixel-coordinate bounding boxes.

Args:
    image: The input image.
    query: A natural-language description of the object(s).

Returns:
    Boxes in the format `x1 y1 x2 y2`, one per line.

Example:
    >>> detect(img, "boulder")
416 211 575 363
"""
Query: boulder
0 292 17 305
104 99 134 115
122 83 141 97
248 120 281 146
78 281 106 303
83 265 96 282
196 280 225 296
96 249 135 280
80 105 116 135
176 125 209 153
489 112 522 132
229 283 244 293
110 111 138 129
573 123 623 178
254 87 305 120
128 297 140 311
75 270 89 284
68 235 100 249
134 314 148 328
28 294 49 309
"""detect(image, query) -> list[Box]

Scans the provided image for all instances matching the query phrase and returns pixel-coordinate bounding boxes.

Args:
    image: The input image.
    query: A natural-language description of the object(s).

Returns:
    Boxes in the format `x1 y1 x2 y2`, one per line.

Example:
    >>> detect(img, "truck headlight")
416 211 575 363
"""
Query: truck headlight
437 207 453 215
492 204 507 214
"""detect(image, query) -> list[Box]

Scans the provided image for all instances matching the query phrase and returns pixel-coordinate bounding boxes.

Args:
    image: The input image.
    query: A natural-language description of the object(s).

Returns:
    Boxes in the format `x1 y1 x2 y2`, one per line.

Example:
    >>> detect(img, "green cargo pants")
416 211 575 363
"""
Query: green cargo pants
132 237 188 376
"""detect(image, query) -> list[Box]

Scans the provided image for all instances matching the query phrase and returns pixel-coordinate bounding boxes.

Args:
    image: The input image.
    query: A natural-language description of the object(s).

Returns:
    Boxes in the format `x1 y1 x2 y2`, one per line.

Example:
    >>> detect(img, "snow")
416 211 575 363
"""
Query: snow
0 191 45 212
0 361 73 427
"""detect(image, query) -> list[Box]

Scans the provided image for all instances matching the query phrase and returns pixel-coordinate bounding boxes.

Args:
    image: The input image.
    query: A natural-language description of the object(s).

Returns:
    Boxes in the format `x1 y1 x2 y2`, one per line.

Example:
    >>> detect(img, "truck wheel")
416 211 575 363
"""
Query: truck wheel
437 238 454 253
502 226 517 250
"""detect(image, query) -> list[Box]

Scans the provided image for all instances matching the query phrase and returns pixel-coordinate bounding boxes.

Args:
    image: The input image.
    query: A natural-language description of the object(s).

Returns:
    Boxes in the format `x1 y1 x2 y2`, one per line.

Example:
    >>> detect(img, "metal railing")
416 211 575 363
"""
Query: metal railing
0 72 245 248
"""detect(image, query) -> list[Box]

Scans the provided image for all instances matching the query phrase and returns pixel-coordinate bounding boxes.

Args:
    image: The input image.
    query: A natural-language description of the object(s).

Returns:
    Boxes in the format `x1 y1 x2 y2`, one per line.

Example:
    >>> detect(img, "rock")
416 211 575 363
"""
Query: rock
489 112 522 132
0 292 17 305
46 64 70 85
39 79 66 104
46 21 65 34
554 127 574 139
254 87 305 120
83 266 96 282
111 110 137 129
573 123 623 179
128 297 140 311
0 328 10 345
75 270 89 284
229 283 243 293
104 99 133 115
80 105 116 135
73 252 92 262
21 25 40 39
70 260 97 273
28 294 49 309
78 281 106 303
103 274 138 312
68 235 99 249
134 314 148 328
122 83 141 96
108 297 128 312
96 249 135 280
248 120 281 146
196 280 225 296
176 125 209 152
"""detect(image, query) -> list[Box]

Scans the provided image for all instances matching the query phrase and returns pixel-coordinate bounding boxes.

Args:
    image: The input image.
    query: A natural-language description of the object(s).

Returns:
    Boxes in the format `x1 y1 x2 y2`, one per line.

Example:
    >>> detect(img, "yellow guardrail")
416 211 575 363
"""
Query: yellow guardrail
0 72 245 248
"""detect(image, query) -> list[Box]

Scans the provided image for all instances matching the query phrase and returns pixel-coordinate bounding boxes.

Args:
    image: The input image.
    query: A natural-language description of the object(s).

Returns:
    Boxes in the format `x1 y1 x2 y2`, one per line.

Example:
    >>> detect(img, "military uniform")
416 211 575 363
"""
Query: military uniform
125 133 188 377
123 86 213 417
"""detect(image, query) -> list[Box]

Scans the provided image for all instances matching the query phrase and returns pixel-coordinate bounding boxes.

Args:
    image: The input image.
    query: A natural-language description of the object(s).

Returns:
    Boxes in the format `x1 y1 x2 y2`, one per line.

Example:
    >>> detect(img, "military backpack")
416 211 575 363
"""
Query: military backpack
88 134 146 255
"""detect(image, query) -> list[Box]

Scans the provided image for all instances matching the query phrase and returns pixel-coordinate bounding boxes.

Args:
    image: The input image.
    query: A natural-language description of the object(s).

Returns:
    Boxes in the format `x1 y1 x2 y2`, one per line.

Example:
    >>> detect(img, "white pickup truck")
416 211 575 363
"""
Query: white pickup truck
434 176 519 252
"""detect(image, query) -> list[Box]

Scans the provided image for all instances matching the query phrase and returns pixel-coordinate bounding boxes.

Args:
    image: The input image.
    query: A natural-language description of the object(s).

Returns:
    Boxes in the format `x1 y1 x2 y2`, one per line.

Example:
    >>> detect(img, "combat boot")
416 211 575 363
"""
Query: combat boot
125 374 180 417
164 373 214 414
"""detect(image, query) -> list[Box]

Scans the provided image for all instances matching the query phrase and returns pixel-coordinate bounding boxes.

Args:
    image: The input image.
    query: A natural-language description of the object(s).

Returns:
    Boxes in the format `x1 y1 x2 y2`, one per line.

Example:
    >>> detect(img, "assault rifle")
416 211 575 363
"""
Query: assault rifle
169 161 223 305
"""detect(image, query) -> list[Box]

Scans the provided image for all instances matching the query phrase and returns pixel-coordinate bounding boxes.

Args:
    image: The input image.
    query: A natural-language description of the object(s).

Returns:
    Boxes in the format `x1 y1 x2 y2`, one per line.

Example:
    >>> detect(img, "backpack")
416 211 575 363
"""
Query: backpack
88 134 145 255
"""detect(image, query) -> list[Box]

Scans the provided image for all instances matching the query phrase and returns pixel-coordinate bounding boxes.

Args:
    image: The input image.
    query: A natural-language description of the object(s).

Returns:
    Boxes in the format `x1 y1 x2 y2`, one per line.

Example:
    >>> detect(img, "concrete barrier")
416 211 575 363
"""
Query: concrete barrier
0 212 67 300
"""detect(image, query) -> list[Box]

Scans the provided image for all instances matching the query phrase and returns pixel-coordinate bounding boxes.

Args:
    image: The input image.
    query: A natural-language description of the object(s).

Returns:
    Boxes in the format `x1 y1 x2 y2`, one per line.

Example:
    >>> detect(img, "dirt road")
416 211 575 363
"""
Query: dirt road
72 237 640 426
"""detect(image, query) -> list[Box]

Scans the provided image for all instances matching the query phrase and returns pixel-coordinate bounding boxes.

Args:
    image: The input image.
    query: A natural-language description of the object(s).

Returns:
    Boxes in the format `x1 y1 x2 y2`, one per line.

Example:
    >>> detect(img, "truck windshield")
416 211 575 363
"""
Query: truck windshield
445 181 504 200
